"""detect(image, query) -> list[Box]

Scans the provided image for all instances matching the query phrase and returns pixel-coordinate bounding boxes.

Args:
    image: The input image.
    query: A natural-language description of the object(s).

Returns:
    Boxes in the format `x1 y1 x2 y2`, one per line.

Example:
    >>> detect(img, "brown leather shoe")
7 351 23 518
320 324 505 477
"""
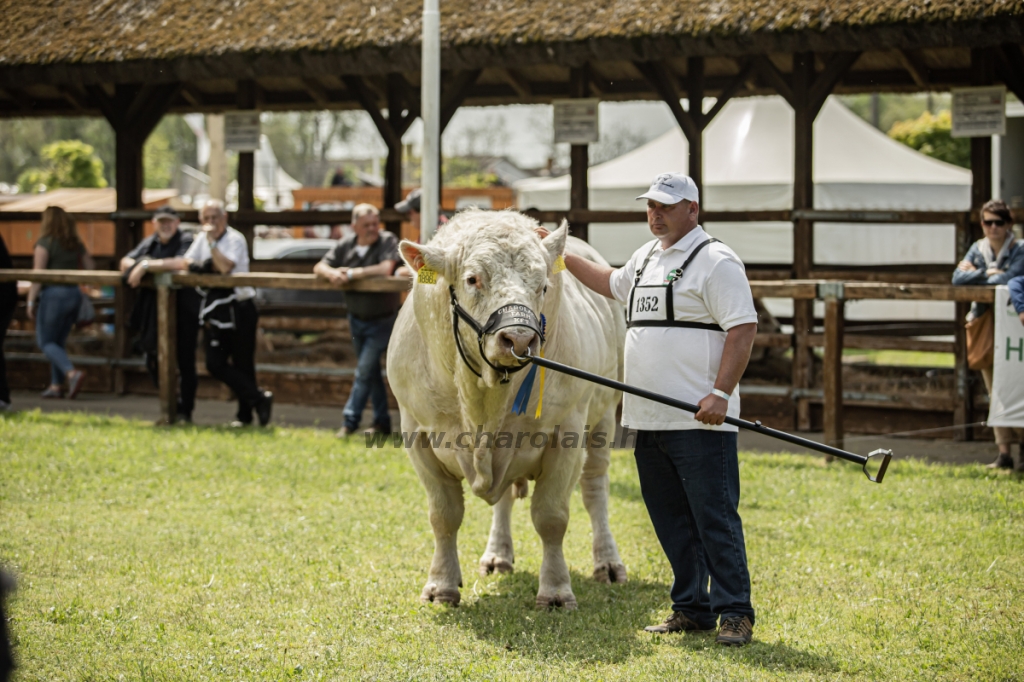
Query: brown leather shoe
716 615 753 646
336 426 357 438
644 611 715 634
987 453 1014 470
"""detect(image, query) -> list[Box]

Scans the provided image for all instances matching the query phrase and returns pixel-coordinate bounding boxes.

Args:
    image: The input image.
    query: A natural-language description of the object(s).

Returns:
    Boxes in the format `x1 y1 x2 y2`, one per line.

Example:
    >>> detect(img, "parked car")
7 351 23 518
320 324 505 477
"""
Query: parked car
254 238 344 308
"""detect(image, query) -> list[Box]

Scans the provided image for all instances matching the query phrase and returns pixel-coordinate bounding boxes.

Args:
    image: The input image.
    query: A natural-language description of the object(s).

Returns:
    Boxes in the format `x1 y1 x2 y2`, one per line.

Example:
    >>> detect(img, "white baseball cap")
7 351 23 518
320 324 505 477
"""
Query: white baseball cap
636 172 699 205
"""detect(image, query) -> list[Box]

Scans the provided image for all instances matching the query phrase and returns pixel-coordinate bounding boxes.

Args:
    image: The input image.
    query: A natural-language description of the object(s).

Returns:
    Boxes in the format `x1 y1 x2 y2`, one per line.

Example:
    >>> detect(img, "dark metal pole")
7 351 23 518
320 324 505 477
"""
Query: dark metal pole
517 353 892 483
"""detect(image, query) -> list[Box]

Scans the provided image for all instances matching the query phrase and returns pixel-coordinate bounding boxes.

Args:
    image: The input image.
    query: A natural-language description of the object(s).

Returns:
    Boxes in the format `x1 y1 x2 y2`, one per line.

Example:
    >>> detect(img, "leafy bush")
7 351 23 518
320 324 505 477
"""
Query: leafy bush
16 140 108 192
888 110 970 168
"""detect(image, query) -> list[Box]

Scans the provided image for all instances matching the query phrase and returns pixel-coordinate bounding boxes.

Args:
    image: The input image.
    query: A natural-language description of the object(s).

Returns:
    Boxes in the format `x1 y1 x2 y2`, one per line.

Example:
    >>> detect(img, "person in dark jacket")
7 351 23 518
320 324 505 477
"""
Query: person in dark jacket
314 203 402 437
120 206 202 422
953 199 1024 469
0 233 16 410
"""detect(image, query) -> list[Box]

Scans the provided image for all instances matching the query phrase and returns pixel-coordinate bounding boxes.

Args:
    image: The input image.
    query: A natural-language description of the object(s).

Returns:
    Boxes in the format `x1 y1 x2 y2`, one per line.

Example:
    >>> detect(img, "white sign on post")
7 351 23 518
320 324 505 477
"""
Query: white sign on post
224 111 261 151
951 86 1006 138
988 286 1024 428
553 99 600 144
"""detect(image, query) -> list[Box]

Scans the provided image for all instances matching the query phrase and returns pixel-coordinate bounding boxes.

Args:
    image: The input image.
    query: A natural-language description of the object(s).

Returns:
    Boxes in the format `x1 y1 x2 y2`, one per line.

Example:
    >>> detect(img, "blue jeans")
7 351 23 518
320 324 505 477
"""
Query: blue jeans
342 313 396 431
36 285 81 385
634 429 755 627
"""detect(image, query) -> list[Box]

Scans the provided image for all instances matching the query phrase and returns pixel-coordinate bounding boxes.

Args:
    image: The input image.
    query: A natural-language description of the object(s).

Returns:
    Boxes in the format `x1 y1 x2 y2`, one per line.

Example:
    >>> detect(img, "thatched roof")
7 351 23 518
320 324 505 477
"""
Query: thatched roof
2 0 1022 69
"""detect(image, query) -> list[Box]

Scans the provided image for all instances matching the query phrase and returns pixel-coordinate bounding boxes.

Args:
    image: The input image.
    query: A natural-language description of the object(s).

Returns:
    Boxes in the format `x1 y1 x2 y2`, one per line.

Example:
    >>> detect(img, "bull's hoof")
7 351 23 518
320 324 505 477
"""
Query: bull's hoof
593 562 628 584
479 554 514 576
421 583 461 607
536 593 577 610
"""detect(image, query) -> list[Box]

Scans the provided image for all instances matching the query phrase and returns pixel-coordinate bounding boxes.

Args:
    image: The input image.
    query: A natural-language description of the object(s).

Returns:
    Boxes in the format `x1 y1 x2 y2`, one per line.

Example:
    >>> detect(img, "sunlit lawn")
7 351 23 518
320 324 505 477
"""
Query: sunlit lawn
1 411 1022 680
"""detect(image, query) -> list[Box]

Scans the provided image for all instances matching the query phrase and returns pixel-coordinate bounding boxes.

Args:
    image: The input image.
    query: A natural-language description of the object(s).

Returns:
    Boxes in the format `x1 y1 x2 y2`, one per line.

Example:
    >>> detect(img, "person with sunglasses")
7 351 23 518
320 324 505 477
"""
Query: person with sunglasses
953 199 1024 470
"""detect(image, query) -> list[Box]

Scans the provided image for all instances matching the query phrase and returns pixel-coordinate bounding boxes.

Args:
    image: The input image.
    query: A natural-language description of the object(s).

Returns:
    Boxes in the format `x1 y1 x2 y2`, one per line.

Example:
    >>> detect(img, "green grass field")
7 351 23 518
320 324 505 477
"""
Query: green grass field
1 411 1022 681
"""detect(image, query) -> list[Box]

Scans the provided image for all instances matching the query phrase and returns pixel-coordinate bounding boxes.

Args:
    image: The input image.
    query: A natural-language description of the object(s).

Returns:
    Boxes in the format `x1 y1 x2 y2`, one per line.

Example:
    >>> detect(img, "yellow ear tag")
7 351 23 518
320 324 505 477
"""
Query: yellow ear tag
553 254 566 274
417 267 438 285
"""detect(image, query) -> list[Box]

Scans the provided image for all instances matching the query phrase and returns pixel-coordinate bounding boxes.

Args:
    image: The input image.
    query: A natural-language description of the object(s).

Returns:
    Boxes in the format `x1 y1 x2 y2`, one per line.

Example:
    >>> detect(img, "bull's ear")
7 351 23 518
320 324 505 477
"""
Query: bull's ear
541 220 568 265
399 240 446 274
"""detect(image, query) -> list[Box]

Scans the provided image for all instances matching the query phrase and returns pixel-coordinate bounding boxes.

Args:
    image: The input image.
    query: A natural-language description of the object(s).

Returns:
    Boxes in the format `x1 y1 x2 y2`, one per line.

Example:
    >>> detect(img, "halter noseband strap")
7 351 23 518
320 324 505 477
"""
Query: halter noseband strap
448 285 545 383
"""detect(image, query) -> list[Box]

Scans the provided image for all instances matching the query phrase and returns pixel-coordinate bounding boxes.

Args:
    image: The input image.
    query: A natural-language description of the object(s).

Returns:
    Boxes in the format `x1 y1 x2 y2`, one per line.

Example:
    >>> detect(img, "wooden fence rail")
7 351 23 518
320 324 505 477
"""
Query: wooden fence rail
0 269 997 440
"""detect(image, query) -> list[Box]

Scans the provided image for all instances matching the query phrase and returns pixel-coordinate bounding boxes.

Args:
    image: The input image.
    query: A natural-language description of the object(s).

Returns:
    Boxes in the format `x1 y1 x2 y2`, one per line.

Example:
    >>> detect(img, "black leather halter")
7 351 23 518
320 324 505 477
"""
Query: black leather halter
448 285 545 383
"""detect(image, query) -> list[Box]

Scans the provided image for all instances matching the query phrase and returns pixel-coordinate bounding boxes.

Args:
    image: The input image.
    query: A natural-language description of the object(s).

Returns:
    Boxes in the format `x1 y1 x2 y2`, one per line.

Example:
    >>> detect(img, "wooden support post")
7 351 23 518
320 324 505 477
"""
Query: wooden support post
953 300 973 442
344 75 423 237
792 53 816 430
822 288 845 453
236 80 257 256
113 127 144 394
952 212 974 441
570 65 590 242
91 83 180 394
686 57 705 198
156 275 178 425
781 50 860 430
970 48 994 243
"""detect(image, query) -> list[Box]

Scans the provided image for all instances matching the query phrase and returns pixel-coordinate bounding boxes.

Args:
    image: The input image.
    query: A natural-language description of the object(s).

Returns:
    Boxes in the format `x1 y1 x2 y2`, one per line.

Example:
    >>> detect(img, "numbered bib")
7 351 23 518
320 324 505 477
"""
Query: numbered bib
628 284 670 323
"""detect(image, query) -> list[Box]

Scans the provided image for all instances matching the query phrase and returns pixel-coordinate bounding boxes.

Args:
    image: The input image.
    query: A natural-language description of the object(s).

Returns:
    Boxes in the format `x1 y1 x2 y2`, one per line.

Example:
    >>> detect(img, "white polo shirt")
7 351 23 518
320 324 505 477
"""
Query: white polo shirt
608 226 758 431
183 226 256 300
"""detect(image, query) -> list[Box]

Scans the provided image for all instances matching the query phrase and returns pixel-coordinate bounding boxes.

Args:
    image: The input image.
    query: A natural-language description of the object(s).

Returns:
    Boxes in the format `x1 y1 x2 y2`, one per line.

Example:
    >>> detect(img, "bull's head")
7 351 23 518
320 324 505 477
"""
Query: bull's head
400 211 567 385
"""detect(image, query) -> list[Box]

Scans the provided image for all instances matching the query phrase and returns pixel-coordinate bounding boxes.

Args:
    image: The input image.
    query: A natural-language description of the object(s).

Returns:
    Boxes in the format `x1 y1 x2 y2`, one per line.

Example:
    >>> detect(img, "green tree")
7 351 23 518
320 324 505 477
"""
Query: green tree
17 140 108 192
0 117 114 187
263 111 360 186
887 110 970 168
144 116 198 188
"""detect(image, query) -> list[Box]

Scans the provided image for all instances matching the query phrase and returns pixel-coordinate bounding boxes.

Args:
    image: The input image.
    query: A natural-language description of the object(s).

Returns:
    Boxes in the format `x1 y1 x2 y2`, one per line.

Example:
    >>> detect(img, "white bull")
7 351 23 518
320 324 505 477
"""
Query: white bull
390 210 627 608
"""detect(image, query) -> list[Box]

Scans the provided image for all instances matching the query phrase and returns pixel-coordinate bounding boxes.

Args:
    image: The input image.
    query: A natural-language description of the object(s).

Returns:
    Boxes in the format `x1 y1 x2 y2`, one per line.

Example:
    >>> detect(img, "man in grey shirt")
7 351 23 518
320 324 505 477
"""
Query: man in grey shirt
314 204 401 437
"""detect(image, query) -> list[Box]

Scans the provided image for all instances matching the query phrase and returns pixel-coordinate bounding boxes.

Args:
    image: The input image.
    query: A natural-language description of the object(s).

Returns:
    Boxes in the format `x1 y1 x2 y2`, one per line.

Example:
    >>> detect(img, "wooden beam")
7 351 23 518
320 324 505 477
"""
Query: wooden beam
970 47 994 244
343 76 400 149
156 282 178 425
822 296 845 452
809 51 861 114
179 84 205 108
704 60 754 123
895 49 930 88
995 44 1024 104
570 65 590 243
752 56 794 106
500 68 532 98
440 69 481 133
301 77 331 106
633 60 700 142
687 56 705 195
236 81 257 255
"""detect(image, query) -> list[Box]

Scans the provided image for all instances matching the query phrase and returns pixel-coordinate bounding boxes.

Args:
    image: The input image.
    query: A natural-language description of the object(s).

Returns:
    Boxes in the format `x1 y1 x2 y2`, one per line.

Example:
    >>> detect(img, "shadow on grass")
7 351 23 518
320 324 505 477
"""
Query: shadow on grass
432 569 837 672
671 632 838 674
432 569 667 664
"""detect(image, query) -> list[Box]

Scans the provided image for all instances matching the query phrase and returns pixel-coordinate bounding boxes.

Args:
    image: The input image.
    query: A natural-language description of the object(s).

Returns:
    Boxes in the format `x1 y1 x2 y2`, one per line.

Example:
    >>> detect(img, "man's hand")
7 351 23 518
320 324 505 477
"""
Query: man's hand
327 267 349 286
986 267 1004 277
958 260 977 272
694 394 728 426
26 302 35 321
535 226 550 239
127 262 147 288
1019 311 1024 326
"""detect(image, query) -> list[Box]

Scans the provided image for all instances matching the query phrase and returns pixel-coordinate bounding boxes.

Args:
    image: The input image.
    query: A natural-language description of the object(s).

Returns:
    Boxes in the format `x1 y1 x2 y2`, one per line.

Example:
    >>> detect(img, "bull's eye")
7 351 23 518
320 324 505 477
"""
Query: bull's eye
543 285 548 294
466 275 479 288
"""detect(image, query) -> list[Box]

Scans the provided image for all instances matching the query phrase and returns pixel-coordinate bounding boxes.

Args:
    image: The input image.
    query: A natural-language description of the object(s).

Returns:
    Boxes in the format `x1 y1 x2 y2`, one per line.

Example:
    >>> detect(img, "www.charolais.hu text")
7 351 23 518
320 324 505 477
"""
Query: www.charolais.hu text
364 427 641 449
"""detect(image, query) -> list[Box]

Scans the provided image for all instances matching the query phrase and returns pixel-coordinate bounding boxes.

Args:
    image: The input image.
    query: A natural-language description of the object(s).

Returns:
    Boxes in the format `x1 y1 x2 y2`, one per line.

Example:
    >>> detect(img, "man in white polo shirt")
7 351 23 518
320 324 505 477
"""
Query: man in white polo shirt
562 172 758 646
183 199 273 427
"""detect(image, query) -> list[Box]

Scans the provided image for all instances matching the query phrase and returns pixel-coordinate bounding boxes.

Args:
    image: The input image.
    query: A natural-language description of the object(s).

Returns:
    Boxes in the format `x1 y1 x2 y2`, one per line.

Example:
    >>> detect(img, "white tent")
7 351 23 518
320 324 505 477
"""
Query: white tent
516 96 971 268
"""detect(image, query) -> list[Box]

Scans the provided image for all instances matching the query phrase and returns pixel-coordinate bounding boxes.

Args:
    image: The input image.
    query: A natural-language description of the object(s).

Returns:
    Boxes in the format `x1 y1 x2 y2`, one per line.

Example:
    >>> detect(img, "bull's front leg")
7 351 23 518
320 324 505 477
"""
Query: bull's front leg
406 433 464 606
531 424 585 609
581 410 628 584
479 483 518 575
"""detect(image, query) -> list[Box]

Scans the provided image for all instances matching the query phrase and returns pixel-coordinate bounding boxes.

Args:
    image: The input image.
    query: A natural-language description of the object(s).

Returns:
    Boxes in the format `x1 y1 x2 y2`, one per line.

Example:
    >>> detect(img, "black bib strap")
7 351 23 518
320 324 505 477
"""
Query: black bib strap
628 320 725 331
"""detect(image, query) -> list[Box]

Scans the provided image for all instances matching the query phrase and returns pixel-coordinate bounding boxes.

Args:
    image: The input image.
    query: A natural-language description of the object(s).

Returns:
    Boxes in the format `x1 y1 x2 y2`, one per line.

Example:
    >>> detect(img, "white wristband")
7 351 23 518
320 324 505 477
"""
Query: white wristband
710 388 731 401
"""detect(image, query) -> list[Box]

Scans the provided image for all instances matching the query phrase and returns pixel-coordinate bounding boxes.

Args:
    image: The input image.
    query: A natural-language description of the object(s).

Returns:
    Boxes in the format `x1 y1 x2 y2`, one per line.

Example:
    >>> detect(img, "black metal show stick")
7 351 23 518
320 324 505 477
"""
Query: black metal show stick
513 351 892 483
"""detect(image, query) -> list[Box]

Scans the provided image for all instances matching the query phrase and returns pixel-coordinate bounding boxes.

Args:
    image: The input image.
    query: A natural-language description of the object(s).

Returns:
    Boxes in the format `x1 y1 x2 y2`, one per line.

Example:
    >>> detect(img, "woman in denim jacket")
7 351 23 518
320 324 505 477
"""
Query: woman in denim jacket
952 199 1024 469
